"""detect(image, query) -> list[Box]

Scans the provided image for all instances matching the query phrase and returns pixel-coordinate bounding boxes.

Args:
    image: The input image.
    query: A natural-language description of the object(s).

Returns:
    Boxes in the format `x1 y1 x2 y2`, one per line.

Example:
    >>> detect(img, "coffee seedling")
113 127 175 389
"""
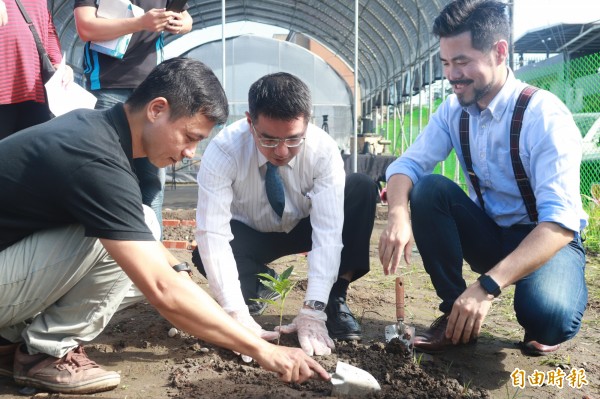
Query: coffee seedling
252 265 296 345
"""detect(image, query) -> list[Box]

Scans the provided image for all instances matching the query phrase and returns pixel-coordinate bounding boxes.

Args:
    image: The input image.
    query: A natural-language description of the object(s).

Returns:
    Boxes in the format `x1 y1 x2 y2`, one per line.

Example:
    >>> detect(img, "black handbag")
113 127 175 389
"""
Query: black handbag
14 0 56 83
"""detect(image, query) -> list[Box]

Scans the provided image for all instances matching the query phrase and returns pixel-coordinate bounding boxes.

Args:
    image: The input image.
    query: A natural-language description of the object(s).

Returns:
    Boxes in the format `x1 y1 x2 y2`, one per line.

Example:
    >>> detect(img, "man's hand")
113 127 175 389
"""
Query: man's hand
378 174 415 275
0 0 8 26
378 212 413 275
276 309 335 356
445 282 494 344
254 344 331 383
139 9 177 32
164 12 186 35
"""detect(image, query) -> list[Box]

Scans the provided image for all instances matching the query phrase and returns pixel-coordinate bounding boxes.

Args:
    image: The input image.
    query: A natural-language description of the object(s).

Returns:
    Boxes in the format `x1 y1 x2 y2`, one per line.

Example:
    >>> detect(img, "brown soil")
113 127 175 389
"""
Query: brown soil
1 206 598 398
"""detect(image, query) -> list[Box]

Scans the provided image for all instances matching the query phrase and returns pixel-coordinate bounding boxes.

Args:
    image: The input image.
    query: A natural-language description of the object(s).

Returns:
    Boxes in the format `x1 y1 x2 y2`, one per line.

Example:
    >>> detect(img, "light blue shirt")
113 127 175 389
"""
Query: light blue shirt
386 71 587 232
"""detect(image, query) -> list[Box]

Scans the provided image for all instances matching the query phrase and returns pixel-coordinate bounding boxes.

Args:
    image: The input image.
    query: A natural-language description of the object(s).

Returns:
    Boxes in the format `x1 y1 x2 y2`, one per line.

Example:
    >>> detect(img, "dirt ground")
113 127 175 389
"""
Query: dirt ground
1 205 598 398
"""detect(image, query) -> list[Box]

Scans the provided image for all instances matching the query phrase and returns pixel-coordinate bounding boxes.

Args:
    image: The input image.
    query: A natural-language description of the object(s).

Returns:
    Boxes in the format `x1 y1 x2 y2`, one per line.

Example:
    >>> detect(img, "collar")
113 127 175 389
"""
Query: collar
257 151 298 170
464 68 518 121
106 103 134 168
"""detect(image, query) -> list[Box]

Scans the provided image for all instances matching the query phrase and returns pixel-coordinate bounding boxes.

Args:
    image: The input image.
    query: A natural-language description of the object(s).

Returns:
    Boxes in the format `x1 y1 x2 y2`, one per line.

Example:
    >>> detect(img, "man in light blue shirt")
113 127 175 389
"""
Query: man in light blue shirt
379 0 587 356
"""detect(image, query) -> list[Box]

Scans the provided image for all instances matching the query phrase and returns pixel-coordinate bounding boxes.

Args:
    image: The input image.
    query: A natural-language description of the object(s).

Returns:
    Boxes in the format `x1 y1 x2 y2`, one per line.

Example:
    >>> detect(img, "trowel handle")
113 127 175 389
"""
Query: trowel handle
395 276 405 320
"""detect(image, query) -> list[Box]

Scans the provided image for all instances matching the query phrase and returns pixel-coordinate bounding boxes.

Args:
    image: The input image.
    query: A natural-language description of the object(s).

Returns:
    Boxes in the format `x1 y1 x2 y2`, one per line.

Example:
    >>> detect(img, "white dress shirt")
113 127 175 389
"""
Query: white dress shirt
196 118 346 313
386 70 587 233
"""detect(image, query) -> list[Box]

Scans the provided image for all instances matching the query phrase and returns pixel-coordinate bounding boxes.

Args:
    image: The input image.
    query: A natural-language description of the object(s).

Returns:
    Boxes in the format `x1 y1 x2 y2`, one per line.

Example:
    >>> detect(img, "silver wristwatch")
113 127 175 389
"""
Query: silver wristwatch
303 300 326 311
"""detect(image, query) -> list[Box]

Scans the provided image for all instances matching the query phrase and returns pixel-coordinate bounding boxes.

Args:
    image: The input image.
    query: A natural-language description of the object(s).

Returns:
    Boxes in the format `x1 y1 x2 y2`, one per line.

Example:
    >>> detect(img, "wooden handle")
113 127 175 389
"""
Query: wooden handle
395 276 405 320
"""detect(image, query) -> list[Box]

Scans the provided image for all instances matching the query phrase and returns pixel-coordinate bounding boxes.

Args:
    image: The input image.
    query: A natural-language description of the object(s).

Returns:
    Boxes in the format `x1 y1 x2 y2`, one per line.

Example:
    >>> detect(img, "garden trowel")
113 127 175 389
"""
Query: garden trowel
384 276 415 350
330 361 381 397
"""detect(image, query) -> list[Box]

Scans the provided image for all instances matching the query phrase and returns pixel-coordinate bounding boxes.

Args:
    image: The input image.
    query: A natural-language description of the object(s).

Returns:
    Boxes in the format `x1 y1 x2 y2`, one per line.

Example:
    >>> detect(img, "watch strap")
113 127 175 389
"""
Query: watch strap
478 274 501 298
303 300 326 311
172 262 193 276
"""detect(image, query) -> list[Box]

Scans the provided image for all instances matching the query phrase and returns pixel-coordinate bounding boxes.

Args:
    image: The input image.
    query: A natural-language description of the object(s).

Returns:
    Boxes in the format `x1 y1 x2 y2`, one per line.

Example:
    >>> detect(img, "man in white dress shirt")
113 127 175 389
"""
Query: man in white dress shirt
192 72 379 356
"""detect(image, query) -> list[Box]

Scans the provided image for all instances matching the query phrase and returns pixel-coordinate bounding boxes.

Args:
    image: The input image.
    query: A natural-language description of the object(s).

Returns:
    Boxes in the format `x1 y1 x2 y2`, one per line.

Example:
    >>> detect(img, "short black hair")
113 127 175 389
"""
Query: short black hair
247 72 312 123
126 57 229 124
432 0 510 53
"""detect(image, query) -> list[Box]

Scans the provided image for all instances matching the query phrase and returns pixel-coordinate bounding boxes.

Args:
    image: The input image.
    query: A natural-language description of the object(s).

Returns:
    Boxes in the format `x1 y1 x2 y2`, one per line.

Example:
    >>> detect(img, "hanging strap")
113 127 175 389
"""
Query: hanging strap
510 86 539 222
14 0 51 62
458 85 539 222
459 110 485 209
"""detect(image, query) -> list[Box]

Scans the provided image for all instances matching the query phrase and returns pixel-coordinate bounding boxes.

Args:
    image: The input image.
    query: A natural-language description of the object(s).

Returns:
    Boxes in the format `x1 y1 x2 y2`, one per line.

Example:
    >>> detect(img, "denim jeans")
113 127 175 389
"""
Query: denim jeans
93 88 166 235
410 174 588 345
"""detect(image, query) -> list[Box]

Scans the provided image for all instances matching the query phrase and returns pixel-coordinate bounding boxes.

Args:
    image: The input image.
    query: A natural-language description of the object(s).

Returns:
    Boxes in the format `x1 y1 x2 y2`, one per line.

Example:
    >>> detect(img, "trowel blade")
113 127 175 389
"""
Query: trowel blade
330 361 381 397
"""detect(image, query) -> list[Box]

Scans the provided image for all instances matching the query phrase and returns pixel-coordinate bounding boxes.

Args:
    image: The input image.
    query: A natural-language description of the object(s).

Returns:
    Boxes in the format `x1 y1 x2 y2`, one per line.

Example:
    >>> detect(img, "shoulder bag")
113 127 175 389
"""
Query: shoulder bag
14 0 56 83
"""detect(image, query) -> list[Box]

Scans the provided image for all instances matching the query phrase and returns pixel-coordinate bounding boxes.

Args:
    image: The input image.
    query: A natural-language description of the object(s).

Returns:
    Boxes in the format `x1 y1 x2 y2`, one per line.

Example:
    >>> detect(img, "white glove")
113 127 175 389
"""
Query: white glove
228 309 280 362
276 308 335 356
229 309 280 341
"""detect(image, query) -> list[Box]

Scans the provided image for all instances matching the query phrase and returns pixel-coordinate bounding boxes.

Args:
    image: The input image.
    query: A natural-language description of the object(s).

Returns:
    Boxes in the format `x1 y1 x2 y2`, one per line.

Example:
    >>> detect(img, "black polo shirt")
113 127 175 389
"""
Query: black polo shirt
0 104 154 251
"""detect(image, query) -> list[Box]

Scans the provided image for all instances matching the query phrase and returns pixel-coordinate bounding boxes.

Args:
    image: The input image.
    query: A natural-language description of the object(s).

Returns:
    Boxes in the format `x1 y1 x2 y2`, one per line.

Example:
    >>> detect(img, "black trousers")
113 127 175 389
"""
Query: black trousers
192 173 379 301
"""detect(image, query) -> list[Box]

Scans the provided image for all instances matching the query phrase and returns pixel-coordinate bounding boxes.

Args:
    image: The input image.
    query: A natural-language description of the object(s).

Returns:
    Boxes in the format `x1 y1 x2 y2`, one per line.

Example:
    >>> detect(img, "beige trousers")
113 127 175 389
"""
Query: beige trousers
0 206 157 358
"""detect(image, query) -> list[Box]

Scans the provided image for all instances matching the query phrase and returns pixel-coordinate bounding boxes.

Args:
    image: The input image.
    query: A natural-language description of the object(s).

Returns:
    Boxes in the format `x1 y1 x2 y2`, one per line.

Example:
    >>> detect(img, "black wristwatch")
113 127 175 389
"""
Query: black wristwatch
478 274 501 298
303 300 326 311
172 262 193 276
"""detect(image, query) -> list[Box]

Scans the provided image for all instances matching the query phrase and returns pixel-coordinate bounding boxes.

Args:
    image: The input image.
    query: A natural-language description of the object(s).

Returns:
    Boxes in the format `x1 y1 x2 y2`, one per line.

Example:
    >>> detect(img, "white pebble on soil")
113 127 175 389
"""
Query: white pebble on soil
168 327 178 337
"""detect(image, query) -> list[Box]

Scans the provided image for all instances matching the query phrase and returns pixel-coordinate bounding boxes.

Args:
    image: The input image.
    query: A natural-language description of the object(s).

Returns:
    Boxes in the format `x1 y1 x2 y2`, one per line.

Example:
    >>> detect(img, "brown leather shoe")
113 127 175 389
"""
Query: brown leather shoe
520 333 560 356
413 314 476 353
414 314 452 353
0 343 20 377
13 345 120 394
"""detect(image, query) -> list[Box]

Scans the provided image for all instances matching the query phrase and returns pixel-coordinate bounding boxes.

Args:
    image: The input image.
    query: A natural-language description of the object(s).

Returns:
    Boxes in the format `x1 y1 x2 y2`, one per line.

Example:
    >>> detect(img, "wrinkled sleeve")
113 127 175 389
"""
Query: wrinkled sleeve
195 143 247 313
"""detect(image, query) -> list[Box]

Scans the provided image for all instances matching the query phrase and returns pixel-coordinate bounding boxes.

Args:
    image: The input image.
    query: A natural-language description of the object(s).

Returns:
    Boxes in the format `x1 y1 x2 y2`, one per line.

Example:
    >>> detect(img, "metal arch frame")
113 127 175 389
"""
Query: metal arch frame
49 0 451 106
212 1 391 95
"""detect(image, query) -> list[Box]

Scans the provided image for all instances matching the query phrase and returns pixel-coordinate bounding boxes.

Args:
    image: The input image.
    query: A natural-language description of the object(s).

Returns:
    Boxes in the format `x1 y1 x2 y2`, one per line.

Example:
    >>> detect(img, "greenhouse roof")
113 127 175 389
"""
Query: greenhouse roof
51 0 452 100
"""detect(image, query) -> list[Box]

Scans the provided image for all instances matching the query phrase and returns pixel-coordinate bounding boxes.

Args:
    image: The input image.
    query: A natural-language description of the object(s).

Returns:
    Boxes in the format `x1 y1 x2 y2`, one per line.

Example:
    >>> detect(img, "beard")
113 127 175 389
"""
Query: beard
451 79 494 107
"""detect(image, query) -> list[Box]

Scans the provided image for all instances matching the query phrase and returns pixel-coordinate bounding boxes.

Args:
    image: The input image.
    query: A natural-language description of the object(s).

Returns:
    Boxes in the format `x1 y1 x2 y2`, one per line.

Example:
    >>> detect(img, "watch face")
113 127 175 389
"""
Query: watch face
304 300 326 311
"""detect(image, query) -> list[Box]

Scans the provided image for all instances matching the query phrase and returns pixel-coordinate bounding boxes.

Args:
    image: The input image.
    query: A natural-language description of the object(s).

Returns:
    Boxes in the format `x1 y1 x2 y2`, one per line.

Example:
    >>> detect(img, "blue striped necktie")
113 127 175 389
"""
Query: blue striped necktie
265 162 285 217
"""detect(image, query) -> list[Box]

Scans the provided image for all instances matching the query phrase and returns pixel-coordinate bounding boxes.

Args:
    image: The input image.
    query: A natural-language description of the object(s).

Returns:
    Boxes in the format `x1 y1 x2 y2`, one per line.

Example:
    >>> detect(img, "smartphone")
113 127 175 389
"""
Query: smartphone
166 0 187 12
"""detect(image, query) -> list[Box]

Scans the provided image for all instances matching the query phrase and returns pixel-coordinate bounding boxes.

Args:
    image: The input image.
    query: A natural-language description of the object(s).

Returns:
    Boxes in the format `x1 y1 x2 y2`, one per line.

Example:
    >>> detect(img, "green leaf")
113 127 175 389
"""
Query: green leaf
280 266 294 281
256 273 279 284
250 298 278 306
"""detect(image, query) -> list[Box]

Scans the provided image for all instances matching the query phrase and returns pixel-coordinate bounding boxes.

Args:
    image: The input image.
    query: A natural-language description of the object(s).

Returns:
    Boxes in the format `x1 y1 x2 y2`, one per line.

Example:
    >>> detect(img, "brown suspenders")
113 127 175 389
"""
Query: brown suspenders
459 86 539 222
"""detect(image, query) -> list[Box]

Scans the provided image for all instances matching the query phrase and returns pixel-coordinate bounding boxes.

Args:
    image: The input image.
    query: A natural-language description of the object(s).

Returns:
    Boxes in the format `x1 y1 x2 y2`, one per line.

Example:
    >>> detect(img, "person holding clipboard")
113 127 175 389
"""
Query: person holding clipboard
73 0 192 237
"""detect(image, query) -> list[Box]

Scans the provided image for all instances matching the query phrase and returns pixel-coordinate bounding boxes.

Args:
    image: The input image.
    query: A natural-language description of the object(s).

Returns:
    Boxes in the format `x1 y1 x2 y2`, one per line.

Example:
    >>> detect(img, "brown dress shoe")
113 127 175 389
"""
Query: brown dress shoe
414 314 453 353
520 333 560 356
13 345 120 394
0 343 20 377
414 314 476 353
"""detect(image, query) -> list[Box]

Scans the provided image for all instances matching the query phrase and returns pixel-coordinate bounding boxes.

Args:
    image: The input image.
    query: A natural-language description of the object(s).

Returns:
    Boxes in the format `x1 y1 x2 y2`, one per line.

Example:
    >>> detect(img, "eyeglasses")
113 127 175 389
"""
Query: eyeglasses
250 122 306 148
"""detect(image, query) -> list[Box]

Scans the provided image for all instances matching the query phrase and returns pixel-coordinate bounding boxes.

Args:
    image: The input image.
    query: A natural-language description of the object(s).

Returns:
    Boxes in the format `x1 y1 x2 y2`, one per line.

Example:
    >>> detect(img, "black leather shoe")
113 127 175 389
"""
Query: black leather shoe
325 297 362 341
246 269 281 316
519 332 560 356
413 314 477 353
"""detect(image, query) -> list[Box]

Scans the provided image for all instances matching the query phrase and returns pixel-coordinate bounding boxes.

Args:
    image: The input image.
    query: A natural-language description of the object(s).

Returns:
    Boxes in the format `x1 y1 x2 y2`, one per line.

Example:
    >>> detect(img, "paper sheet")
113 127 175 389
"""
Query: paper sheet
45 56 97 117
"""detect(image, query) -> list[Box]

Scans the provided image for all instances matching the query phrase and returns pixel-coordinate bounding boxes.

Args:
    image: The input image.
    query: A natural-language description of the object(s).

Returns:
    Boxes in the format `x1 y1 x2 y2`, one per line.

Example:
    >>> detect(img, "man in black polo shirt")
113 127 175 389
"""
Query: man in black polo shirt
0 57 328 395
74 0 194 238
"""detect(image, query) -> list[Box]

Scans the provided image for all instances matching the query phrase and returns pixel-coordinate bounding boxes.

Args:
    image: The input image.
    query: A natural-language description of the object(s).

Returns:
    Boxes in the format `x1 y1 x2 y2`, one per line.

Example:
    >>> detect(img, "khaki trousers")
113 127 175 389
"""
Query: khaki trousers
0 207 157 358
